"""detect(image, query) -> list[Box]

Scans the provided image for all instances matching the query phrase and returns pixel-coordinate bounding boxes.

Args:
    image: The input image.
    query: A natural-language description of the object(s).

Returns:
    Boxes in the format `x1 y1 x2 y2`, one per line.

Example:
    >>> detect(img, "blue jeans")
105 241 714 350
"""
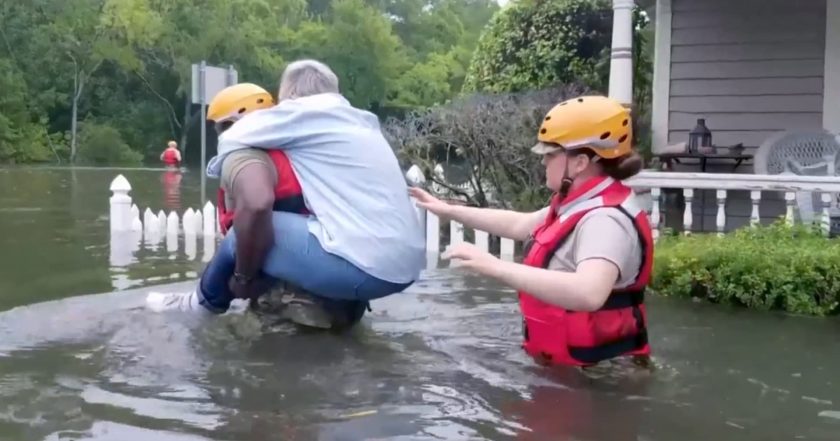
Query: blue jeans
197 211 413 315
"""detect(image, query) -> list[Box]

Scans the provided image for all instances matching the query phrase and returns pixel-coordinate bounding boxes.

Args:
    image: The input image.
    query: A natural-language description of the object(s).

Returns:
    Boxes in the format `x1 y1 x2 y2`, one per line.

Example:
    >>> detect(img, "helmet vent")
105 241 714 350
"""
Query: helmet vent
540 128 547 135
544 116 551 121
618 134 628 143
257 98 265 104
577 98 584 103
238 107 247 114
600 131 611 140
622 119 629 127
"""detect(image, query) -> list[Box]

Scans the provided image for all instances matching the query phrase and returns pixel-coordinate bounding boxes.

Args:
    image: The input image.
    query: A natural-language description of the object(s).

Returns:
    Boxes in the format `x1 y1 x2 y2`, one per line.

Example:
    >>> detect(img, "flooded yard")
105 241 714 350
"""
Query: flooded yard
0 167 838 441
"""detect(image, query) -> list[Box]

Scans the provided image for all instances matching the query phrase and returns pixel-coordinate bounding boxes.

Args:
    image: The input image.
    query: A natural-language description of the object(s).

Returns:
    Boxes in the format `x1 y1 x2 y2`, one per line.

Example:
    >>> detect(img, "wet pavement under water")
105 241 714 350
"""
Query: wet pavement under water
0 167 838 441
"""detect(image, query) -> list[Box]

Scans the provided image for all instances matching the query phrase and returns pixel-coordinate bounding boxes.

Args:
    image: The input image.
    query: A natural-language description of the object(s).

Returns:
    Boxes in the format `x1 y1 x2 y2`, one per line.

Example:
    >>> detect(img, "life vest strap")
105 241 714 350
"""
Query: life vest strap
598 289 644 311
272 196 308 214
567 328 648 365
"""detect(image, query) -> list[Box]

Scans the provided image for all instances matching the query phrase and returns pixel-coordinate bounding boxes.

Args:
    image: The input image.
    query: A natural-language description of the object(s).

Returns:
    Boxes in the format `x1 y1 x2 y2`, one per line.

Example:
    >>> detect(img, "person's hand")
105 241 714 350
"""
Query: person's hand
442 242 502 276
228 274 272 300
408 187 454 218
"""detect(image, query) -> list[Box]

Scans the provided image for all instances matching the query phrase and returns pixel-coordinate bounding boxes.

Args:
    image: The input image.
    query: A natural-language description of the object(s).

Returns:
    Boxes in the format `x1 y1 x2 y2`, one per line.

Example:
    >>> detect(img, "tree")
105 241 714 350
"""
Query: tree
0 58 55 163
308 0 407 109
36 0 113 163
384 83 590 210
461 0 654 155
0 0 500 165
463 0 614 94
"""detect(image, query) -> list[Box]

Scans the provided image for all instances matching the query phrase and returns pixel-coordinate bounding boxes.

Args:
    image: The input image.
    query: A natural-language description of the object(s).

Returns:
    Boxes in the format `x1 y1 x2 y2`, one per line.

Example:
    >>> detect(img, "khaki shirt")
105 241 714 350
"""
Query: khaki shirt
219 149 278 208
536 206 642 288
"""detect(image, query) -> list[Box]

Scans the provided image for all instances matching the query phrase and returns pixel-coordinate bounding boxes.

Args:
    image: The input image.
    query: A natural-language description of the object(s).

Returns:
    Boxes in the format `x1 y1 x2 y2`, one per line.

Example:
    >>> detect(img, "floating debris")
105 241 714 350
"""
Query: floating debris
340 410 378 419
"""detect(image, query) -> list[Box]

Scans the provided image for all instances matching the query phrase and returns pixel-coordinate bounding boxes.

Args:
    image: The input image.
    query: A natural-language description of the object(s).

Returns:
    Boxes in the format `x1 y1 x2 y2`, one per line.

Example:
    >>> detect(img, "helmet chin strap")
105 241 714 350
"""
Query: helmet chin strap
557 153 599 200
558 160 575 200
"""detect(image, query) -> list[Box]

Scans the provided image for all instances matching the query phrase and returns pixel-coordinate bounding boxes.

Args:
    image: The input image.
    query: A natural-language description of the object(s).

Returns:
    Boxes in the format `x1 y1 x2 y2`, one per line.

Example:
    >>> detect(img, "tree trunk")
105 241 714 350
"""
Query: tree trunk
180 98 190 158
70 72 80 163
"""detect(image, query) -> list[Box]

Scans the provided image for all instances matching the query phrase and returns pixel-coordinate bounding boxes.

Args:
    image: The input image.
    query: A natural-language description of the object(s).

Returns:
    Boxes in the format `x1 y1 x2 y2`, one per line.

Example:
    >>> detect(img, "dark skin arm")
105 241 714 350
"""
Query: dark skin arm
228 162 275 298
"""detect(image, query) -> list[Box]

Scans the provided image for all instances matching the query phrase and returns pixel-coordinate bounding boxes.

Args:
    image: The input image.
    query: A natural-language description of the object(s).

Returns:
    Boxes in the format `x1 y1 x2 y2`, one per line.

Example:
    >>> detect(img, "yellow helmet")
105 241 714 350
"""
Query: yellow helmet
531 95 633 160
206 83 274 123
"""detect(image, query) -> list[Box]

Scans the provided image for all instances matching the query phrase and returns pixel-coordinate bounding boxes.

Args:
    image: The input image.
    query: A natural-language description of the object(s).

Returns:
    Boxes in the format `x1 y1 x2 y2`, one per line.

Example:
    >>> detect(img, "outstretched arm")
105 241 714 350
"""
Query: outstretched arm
409 187 545 241
447 205 545 242
444 210 638 312
490 259 618 311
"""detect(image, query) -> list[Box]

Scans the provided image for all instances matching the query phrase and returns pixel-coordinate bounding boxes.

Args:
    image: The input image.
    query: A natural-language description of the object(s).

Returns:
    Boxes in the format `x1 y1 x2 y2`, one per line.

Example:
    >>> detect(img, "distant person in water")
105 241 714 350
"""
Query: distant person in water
160 141 181 168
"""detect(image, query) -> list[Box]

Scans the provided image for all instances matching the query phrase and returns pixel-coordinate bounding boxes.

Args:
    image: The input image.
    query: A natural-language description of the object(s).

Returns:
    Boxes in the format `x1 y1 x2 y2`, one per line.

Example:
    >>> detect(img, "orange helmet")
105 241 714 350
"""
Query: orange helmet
531 95 633 159
206 83 274 123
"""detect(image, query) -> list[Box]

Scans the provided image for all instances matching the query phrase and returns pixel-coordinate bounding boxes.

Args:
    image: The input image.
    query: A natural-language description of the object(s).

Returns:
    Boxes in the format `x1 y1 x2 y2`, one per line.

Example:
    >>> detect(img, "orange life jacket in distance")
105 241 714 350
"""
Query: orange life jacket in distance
518 176 654 367
217 149 309 235
162 148 180 166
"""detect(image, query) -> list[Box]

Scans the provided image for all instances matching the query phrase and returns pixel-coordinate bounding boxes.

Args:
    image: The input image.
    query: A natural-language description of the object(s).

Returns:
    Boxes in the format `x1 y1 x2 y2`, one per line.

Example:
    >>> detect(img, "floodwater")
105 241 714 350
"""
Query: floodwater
0 167 838 441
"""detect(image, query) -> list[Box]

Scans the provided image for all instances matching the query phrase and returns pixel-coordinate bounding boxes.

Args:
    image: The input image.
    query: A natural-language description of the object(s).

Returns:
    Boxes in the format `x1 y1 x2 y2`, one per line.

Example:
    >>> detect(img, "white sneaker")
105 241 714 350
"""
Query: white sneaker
145 289 211 314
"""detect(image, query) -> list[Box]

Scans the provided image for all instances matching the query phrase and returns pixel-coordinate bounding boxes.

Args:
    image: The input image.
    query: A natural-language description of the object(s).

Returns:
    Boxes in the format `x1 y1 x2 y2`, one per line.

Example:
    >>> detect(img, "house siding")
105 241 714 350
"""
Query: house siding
667 0 827 149
656 0 828 232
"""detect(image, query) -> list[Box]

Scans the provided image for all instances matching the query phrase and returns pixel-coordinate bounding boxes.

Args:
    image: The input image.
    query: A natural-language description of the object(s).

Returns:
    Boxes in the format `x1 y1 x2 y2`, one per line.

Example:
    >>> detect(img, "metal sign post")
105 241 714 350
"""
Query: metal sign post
191 62 239 204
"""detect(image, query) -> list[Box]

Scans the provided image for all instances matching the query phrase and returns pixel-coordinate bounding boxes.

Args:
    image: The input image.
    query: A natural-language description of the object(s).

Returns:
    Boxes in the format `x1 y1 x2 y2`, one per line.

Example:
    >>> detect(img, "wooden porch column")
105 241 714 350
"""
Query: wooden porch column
824 0 840 132
608 0 635 106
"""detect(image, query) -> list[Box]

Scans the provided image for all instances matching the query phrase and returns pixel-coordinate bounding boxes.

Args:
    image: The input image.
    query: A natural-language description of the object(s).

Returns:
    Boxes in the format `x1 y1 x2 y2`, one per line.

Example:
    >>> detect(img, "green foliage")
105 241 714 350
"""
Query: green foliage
0 58 54 163
75 121 143 166
462 0 654 157
652 222 840 316
0 0 498 165
308 0 406 109
383 83 589 210
463 0 613 94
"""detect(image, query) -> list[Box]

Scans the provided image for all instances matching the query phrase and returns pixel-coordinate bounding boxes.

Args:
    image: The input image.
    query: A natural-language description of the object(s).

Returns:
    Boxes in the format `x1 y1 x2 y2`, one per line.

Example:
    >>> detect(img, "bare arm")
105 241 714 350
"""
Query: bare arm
489 259 618 311
447 205 545 241
475 210 638 311
230 163 275 279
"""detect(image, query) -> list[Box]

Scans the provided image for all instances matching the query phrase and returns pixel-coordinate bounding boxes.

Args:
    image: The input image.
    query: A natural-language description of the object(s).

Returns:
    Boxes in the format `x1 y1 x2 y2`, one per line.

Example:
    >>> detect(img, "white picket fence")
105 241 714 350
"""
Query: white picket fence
107 173 520 268
108 174 220 267
108 168 840 267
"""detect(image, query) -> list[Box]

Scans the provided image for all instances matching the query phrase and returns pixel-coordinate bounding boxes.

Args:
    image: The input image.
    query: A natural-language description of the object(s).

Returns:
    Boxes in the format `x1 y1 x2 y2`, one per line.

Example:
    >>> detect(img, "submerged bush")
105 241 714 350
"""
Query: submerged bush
76 121 142 166
651 222 840 316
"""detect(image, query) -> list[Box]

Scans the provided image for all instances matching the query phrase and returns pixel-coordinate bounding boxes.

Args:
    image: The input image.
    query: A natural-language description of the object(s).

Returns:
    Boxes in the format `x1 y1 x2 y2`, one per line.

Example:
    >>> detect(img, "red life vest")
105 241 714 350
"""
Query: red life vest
162 148 180 166
518 176 654 367
217 149 309 235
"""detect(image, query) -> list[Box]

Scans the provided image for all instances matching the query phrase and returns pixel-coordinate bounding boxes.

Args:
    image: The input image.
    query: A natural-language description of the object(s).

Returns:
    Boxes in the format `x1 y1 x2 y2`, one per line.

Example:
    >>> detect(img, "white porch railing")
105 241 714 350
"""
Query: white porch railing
107 170 840 267
625 171 840 239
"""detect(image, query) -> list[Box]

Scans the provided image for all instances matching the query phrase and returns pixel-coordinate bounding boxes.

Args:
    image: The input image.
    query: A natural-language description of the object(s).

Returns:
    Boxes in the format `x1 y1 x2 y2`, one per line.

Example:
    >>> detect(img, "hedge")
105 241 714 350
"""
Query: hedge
651 222 840 316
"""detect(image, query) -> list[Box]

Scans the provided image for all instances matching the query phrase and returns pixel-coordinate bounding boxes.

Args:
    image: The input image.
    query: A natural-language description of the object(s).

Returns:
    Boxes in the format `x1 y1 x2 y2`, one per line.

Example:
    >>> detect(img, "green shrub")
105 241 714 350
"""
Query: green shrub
463 0 613 94
75 121 142 166
383 84 589 210
652 222 840 316
0 59 55 164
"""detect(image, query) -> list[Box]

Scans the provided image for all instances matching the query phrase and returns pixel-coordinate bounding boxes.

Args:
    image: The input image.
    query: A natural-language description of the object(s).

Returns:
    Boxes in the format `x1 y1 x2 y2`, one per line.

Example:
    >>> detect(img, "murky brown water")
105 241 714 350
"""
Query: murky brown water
0 167 838 441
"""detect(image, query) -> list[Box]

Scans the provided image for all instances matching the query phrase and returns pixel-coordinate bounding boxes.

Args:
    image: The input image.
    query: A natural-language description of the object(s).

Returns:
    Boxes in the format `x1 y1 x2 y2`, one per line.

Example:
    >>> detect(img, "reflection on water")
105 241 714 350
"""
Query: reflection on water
0 167 839 441
162 169 184 211
0 167 204 311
